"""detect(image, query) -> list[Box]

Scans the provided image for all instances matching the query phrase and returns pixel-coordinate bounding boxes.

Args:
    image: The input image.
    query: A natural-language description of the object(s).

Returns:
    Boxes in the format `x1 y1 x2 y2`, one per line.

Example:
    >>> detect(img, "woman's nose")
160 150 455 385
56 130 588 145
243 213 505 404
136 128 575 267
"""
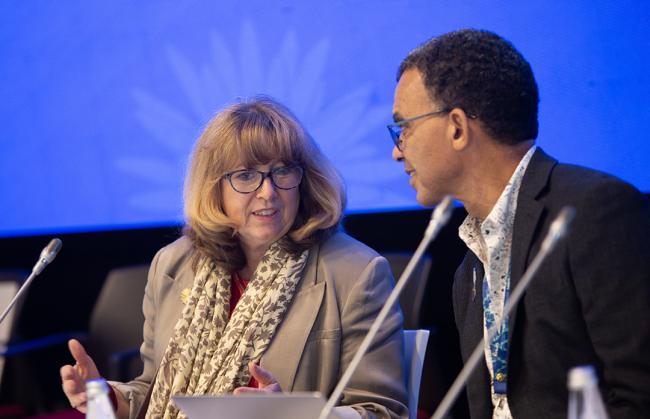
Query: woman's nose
256 177 277 199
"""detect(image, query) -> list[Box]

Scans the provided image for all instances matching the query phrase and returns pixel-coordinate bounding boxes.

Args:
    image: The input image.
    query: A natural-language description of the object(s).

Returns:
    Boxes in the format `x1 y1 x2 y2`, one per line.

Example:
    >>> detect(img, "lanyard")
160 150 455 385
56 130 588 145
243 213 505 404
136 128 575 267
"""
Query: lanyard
480 267 511 394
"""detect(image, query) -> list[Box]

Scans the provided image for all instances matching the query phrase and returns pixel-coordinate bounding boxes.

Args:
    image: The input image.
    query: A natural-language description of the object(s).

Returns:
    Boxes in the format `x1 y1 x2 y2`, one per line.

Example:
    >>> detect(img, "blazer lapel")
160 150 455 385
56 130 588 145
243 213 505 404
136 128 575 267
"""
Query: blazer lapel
261 243 326 391
508 148 557 343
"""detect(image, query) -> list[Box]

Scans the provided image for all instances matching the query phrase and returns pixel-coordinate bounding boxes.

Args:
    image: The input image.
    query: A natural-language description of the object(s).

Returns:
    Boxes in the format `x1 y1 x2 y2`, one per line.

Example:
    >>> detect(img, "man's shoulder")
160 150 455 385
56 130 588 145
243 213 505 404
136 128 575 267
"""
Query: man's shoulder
526 150 647 207
553 161 632 187
550 163 646 205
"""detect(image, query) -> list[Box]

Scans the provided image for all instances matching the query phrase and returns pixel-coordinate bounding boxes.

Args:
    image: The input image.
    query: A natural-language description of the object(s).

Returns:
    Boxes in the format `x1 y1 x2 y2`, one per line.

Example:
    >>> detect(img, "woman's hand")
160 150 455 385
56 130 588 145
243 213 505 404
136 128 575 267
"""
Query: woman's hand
233 362 282 394
60 339 101 413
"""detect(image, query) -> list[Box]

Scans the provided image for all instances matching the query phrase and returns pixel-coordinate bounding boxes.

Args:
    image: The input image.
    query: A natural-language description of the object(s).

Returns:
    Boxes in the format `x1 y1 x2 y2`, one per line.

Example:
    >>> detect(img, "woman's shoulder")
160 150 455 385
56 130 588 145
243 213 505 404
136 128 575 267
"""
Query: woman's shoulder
151 236 194 277
316 231 384 273
320 231 379 257
313 232 395 307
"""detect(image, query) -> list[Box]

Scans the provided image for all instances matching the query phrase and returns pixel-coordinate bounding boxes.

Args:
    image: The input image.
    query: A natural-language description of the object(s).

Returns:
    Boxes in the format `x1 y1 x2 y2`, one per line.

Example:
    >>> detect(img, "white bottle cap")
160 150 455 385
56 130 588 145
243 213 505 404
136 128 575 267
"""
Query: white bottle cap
568 365 598 391
86 378 110 398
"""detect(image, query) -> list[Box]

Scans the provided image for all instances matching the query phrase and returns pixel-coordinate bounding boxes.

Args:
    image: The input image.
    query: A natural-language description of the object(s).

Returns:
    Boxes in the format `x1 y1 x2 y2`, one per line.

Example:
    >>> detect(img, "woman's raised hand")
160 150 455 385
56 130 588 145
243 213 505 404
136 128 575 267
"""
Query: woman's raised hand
60 339 101 413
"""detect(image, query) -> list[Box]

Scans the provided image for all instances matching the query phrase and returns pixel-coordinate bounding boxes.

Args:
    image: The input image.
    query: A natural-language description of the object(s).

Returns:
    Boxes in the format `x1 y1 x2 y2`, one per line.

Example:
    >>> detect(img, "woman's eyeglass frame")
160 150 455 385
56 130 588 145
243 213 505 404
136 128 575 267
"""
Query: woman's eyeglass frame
223 165 304 194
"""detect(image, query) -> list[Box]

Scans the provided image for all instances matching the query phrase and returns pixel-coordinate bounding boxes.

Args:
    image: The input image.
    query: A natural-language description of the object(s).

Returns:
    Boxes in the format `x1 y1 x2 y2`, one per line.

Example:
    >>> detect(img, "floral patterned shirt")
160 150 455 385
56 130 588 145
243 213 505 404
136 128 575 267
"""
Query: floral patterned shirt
458 146 536 419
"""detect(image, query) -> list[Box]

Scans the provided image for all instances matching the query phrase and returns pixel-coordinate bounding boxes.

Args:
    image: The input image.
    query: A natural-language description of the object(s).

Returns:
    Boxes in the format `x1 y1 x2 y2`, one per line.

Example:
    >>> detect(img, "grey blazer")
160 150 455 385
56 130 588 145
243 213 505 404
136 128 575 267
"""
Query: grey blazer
112 232 408 419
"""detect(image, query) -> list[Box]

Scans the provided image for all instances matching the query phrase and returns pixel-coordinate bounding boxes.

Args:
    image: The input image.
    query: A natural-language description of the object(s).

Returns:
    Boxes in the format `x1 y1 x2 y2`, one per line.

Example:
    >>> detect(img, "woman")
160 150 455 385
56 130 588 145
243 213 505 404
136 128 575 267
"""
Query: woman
60 97 408 419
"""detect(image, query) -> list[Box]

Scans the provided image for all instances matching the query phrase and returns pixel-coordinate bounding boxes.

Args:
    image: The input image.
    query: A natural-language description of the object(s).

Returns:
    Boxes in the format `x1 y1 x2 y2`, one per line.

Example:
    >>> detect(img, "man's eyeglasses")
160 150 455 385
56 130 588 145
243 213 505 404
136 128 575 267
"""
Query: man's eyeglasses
387 109 451 151
224 165 304 194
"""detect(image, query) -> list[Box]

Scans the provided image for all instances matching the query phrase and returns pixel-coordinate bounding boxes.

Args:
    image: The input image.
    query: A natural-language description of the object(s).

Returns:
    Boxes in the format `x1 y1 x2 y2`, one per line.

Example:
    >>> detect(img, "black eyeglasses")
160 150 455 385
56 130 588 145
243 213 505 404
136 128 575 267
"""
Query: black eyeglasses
387 109 451 151
224 165 304 194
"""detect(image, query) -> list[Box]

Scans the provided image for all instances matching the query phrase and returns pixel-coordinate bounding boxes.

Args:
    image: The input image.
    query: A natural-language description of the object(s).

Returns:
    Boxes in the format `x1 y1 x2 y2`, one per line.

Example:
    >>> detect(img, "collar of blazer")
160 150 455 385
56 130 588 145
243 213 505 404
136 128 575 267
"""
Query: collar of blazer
260 239 326 391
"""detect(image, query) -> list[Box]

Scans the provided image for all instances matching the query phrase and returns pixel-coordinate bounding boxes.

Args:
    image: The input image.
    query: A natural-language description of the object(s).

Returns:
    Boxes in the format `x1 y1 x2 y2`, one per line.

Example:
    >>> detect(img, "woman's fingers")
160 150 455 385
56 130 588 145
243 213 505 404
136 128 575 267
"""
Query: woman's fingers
60 364 84 392
59 364 77 381
61 339 101 413
248 362 282 392
60 364 88 412
61 373 85 399
233 363 282 394
68 339 100 380
233 386 264 394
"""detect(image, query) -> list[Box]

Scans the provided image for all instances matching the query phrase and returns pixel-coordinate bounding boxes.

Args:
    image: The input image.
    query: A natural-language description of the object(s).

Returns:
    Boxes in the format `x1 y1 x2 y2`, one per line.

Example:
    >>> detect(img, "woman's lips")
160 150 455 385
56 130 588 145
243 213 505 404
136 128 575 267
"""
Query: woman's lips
252 208 278 217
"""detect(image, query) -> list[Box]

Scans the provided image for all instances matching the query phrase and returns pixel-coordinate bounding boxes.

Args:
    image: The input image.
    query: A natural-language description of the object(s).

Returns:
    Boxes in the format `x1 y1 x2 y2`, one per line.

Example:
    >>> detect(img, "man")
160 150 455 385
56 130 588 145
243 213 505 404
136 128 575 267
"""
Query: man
389 29 650 418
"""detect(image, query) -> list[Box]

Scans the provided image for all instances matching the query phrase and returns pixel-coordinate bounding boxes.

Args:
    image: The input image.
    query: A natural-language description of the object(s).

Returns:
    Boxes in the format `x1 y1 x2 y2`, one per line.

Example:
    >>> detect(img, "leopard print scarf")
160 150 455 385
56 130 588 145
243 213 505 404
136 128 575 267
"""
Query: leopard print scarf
145 242 309 419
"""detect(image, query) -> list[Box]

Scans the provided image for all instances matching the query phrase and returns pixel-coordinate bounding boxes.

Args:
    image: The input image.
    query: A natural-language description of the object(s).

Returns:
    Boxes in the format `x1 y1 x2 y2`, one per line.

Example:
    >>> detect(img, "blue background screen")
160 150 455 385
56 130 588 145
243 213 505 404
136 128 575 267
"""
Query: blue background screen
1 1 648 236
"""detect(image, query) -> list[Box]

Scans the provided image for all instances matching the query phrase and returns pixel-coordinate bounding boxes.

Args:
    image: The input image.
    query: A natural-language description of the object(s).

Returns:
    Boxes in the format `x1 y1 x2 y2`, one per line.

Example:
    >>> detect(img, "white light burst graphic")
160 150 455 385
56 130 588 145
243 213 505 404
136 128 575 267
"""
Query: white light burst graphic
115 21 412 219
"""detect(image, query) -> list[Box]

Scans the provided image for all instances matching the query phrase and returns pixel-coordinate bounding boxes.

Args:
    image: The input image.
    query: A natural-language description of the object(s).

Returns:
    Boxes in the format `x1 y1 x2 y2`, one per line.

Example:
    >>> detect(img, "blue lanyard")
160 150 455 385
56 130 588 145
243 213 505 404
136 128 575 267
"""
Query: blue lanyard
481 268 510 394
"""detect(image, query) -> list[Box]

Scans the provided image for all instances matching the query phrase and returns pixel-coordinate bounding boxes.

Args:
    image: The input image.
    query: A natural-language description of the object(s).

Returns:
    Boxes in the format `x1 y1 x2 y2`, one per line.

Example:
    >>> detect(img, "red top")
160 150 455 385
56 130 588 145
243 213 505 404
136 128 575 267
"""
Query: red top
230 272 259 389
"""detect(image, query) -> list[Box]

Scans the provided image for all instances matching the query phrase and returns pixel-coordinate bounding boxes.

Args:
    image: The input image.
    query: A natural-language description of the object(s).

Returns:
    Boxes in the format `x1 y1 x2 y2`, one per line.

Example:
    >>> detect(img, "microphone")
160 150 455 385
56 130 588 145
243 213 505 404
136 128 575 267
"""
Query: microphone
540 207 574 252
424 195 455 239
318 196 456 419
430 206 576 419
33 238 63 275
0 238 63 326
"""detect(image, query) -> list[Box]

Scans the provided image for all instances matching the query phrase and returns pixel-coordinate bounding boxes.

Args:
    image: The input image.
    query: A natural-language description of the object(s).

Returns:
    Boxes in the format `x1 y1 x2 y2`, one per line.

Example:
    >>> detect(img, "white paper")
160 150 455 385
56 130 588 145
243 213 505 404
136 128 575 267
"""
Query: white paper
172 392 342 419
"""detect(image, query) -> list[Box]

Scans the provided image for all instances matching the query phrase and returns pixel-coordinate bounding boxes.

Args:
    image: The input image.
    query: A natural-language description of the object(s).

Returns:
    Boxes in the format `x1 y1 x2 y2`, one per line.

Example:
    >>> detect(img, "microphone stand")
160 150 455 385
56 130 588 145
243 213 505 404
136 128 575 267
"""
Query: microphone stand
430 207 575 419
0 238 62 326
318 196 456 419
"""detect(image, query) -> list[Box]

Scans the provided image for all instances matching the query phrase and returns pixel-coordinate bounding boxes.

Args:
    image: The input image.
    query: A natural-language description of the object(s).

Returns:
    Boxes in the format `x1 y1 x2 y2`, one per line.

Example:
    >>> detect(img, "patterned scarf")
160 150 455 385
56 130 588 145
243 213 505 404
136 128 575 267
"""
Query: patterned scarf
145 242 309 419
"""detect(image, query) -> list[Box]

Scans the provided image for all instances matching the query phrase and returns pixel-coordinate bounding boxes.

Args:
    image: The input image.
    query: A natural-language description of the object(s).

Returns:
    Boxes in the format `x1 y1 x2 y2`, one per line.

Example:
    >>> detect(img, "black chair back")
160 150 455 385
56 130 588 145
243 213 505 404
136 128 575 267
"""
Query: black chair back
381 252 432 330
87 264 149 381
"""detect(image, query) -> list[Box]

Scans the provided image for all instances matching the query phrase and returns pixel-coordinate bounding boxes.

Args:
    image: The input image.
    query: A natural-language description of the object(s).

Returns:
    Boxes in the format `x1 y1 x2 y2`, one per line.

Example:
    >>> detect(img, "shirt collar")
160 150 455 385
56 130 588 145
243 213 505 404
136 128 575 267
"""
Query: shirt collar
459 145 537 259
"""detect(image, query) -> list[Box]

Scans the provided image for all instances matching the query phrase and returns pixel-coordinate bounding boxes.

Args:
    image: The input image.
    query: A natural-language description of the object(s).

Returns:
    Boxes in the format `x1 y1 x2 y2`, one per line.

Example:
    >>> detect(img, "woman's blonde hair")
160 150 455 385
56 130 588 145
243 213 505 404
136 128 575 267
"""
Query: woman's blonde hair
183 97 346 272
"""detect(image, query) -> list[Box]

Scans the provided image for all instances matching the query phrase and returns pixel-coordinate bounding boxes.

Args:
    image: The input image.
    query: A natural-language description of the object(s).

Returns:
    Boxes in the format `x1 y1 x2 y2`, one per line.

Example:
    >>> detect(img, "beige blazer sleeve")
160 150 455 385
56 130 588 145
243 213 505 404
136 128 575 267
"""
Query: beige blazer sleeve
111 232 408 419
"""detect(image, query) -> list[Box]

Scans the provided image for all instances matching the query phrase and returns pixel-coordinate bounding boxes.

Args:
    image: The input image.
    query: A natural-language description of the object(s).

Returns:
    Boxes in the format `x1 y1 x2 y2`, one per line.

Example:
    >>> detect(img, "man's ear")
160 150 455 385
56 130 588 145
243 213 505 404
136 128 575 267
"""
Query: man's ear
447 108 471 151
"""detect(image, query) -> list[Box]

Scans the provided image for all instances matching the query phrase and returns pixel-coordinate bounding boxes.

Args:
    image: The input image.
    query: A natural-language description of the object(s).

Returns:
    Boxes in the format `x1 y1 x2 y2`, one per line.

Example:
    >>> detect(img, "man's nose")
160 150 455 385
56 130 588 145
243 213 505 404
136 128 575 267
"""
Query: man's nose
392 145 404 162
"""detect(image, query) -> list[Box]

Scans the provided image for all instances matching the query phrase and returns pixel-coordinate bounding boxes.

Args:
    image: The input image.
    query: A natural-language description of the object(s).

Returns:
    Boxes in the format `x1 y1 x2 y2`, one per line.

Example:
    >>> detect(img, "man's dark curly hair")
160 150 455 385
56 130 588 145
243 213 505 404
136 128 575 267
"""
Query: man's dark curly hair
398 29 539 144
